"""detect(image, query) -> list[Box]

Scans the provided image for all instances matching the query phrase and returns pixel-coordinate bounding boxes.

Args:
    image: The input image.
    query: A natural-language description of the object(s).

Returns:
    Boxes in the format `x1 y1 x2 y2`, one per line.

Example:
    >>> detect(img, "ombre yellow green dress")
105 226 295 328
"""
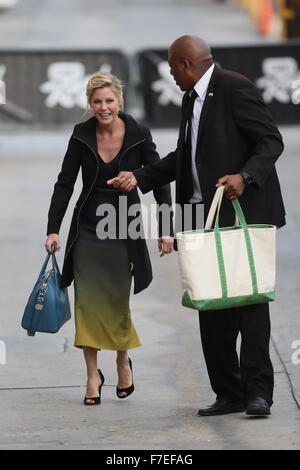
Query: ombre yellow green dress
72 146 141 351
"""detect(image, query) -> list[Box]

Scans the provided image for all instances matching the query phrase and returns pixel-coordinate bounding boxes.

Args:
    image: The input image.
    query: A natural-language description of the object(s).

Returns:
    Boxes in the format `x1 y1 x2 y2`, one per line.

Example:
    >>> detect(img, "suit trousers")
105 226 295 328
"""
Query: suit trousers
198 303 274 406
189 200 274 406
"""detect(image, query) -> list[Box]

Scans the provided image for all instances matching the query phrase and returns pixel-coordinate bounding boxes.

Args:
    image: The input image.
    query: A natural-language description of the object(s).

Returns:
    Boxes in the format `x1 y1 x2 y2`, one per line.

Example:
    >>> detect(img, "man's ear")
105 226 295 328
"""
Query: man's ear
183 59 190 72
183 59 194 77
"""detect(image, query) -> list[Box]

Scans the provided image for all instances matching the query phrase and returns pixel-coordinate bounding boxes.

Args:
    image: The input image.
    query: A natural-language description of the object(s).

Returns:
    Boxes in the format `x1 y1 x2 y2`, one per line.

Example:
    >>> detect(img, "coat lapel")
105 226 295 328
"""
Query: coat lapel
195 65 219 154
73 116 99 156
73 113 145 158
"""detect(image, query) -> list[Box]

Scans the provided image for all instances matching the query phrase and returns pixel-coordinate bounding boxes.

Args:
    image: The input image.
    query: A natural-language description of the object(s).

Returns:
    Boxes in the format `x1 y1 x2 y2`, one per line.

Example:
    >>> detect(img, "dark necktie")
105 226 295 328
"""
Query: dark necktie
182 89 198 203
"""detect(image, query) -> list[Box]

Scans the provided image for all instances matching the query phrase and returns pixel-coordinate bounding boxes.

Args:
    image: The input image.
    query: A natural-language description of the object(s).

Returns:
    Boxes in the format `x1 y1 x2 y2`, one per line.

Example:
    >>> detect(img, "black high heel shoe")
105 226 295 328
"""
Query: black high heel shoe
84 369 105 406
116 357 134 399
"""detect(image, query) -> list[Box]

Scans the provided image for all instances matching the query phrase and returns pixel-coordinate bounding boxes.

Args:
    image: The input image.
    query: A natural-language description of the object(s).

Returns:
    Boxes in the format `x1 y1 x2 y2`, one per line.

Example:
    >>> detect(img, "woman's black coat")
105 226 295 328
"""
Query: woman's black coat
47 113 173 294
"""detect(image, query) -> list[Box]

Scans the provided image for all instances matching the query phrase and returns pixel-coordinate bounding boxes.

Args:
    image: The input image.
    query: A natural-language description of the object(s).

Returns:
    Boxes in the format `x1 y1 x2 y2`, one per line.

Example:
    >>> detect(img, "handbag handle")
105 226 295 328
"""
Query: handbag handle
205 186 258 298
205 186 246 230
51 252 60 274
37 251 60 279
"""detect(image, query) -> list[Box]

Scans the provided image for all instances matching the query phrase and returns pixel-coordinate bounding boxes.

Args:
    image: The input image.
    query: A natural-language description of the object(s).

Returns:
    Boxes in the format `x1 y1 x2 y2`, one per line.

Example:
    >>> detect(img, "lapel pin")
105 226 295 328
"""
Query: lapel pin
208 92 214 97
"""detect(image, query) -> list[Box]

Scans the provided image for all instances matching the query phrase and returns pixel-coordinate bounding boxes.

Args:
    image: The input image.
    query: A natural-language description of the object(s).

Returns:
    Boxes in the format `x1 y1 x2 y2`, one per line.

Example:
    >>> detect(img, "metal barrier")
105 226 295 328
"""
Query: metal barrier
138 43 300 126
0 50 129 124
1 45 300 126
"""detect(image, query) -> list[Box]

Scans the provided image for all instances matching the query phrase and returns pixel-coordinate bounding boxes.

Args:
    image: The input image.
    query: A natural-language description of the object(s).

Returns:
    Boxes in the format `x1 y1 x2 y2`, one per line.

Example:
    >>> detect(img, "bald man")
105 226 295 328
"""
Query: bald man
108 35 285 417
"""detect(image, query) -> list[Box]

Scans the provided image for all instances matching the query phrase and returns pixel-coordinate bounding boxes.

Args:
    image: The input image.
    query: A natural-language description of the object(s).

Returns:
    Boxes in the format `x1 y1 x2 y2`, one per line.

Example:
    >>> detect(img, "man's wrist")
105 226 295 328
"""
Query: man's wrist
240 172 254 187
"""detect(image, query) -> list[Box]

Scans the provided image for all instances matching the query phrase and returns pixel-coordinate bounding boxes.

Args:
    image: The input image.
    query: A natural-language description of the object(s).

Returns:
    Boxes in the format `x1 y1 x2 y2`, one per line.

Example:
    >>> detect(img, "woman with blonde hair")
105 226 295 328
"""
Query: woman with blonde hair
45 72 173 405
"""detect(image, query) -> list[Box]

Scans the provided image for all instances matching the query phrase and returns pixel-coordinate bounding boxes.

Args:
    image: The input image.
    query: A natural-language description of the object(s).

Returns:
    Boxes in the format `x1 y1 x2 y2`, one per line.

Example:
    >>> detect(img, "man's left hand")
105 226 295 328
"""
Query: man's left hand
158 236 174 257
216 174 245 200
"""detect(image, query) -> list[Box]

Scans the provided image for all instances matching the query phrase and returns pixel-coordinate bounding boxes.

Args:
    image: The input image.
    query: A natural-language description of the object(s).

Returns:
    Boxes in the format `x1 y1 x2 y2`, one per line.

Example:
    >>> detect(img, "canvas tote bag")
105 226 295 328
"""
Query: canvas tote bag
177 186 276 311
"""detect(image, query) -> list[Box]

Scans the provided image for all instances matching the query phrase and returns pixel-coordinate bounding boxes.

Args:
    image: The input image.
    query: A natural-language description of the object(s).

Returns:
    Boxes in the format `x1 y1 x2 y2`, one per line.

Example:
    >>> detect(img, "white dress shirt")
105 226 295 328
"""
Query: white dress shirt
187 63 215 203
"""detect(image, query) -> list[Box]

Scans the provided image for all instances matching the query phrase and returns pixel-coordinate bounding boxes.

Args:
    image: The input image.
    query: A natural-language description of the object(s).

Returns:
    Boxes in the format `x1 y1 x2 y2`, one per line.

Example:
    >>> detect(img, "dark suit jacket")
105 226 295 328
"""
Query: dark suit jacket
133 66 286 230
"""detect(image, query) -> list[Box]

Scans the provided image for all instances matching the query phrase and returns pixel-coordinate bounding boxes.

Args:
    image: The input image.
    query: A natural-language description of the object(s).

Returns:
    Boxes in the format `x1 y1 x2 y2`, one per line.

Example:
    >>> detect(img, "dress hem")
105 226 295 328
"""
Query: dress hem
74 342 142 351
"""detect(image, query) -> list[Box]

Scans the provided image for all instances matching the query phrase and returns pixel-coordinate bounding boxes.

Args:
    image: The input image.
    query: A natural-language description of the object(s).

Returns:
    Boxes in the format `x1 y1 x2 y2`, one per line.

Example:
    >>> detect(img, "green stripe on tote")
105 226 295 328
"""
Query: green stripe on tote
214 227 228 298
182 289 275 311
232 199 258 295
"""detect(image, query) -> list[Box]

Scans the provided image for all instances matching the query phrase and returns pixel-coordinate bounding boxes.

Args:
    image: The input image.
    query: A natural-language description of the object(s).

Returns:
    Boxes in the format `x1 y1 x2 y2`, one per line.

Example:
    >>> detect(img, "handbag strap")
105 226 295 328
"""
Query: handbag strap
205 186 244 230
51 252 60 274
37 252 51 279
37 251 60 279
205 186 224 230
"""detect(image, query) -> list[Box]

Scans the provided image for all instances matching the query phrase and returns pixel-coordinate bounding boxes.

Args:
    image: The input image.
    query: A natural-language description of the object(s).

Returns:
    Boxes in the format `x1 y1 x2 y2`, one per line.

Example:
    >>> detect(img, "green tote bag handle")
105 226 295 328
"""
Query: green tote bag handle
204 186 258 299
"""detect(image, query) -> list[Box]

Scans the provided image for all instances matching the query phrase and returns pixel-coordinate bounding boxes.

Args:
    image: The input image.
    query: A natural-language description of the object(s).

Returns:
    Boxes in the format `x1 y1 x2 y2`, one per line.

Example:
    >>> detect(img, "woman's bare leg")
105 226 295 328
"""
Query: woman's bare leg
83 346 102 403
116 350 133 397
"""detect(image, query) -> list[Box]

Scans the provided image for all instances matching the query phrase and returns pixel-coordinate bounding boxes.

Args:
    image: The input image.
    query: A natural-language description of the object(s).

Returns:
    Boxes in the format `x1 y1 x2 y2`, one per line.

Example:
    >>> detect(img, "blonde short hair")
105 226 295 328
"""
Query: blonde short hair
86 72 124 109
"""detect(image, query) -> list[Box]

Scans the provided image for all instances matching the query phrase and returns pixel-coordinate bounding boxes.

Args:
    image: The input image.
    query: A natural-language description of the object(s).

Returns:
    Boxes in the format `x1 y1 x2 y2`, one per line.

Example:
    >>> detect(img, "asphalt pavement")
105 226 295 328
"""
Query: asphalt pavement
0 125 299 450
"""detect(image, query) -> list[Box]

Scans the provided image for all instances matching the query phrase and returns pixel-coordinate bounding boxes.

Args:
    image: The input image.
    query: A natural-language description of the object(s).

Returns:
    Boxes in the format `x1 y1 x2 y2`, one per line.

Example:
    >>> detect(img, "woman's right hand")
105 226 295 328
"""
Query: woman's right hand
45 233 61 253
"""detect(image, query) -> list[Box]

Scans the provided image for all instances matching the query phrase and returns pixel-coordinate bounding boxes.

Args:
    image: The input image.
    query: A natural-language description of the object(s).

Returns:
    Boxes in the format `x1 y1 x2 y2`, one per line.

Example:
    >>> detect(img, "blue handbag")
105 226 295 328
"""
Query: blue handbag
22 252 71 336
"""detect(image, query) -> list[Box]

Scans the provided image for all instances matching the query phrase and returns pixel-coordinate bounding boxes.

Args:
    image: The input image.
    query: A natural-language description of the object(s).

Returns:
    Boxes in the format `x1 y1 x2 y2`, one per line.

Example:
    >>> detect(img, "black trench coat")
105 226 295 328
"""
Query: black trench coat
47 113 173 294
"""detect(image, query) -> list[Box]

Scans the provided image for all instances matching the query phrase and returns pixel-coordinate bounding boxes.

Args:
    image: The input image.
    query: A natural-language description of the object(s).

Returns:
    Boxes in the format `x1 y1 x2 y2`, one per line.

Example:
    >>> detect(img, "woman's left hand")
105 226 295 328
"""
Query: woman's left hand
158 236 174 257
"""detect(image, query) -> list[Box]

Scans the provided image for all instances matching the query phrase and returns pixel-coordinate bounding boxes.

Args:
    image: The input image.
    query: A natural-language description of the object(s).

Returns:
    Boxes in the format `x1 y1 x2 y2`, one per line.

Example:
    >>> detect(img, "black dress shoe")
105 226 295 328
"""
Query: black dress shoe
197 398 246 416
246 397 271 416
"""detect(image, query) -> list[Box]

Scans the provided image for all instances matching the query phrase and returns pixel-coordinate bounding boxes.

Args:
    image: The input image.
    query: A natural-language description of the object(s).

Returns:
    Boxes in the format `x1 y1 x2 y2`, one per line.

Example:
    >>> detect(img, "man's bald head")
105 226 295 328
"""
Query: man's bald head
170 36 212 65
168 35 213 91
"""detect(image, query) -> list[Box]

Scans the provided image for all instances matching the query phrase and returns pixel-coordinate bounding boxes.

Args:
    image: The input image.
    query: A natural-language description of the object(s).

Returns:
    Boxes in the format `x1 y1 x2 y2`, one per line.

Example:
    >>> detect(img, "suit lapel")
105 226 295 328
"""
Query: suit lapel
195 65 219 156
176 92 191 193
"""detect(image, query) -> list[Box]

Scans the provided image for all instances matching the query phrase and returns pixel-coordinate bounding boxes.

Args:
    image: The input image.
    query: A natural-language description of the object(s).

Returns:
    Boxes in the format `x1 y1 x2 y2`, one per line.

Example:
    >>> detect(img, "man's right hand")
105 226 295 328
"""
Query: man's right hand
107 171 138 192
45 233 61 253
